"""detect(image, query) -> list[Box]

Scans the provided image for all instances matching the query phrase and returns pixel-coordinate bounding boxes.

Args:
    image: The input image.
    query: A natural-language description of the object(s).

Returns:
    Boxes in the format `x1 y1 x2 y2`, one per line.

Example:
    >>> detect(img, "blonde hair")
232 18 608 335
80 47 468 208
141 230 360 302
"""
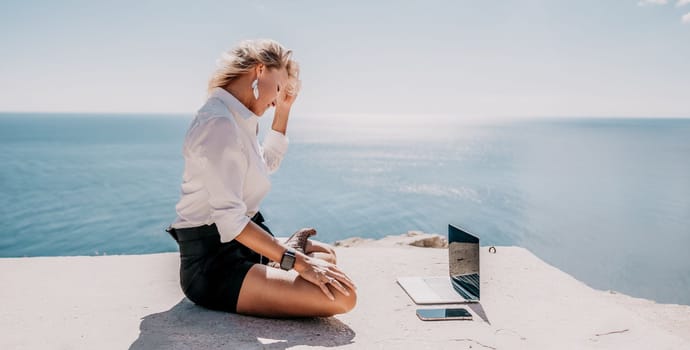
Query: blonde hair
208 39 300 96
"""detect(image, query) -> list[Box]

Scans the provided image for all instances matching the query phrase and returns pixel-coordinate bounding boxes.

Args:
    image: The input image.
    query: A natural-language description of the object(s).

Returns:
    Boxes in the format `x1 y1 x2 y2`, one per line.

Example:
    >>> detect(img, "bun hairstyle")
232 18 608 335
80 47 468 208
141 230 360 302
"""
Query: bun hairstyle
208 39 300 96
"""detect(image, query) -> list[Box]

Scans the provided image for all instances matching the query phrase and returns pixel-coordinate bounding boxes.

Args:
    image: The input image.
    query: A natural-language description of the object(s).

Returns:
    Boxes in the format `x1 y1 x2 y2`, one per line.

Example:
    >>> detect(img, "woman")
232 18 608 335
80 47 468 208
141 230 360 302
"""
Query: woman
166 39 357 317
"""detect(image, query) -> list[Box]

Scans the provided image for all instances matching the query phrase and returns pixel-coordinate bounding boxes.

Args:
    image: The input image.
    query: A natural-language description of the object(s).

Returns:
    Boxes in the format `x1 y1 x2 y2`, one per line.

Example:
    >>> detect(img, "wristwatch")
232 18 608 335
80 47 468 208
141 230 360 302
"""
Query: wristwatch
280 248 297 271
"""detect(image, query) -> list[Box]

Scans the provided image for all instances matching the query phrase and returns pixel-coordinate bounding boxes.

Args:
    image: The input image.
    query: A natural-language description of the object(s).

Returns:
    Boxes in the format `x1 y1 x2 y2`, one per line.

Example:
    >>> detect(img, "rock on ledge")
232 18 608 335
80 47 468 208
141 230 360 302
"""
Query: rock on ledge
335 231 448 248
1 233 689 349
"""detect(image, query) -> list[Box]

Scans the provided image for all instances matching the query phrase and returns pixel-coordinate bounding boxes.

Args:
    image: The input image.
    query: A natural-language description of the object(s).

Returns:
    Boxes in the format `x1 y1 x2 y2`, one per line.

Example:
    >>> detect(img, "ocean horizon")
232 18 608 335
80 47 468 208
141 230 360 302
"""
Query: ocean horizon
0 112 688 306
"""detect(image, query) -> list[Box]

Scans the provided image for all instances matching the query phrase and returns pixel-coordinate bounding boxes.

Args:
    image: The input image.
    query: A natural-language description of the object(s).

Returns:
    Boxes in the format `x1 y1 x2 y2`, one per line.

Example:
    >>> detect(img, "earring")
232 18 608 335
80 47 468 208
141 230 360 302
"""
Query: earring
252 79 259 99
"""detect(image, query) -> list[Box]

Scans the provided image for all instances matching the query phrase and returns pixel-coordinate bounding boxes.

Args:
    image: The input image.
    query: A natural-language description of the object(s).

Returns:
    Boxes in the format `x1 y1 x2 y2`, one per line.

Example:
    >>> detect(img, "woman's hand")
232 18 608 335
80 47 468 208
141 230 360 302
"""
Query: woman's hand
271 85 299 135
276 82 300 112
276 89 297 110
295 255 356 301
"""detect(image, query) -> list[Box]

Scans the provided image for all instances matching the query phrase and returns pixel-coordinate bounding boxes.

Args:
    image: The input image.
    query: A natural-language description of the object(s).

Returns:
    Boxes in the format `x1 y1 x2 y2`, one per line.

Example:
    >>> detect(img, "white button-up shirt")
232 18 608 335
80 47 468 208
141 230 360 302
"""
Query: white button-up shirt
170 87 289 242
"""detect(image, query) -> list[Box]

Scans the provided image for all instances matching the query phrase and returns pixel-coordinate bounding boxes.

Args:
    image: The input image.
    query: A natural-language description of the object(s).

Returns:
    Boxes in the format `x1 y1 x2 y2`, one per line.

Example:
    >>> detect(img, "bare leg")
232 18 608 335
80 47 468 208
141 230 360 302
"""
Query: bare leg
236 264 357 318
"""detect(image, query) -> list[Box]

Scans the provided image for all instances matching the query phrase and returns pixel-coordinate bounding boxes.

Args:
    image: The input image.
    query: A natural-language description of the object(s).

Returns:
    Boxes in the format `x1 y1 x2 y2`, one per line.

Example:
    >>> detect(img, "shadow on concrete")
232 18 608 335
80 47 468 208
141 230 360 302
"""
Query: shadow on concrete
129 298 355 350
468 303 491 325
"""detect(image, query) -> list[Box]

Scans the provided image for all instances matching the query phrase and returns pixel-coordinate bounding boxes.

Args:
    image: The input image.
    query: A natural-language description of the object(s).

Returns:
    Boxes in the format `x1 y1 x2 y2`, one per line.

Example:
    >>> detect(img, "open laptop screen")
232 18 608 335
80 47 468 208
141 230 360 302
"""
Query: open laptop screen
448 224 480 300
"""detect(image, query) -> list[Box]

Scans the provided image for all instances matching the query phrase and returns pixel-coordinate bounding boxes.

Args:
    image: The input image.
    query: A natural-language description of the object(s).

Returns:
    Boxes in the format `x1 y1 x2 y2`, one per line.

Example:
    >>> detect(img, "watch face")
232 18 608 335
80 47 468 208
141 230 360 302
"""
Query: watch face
280 250 296 270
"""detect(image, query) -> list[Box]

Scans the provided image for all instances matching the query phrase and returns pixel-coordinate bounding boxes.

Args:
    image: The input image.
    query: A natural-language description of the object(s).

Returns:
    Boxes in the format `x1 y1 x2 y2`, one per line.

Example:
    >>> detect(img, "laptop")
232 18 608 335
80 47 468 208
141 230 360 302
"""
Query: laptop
397 224 480 304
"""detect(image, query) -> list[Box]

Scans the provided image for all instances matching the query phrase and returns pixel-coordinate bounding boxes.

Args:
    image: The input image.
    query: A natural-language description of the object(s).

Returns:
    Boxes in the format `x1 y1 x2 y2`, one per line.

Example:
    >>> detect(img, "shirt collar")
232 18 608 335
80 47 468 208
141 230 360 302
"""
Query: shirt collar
209 87 256 120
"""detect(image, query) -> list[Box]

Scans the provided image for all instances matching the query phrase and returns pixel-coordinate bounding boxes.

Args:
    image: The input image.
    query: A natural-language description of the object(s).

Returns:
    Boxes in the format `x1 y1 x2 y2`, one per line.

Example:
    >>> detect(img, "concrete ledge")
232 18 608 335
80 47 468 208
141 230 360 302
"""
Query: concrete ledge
1 235 688 349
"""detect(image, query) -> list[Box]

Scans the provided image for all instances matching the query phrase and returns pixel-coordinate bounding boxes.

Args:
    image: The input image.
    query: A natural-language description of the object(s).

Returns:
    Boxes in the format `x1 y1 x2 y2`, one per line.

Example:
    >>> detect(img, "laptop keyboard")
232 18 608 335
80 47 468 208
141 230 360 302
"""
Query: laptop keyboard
422 277 465 299
452 273 480 299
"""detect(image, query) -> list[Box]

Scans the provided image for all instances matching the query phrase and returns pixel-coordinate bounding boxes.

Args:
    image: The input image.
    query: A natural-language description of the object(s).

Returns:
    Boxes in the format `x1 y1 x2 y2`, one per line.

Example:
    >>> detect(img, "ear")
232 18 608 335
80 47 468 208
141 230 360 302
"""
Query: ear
255 64 264 77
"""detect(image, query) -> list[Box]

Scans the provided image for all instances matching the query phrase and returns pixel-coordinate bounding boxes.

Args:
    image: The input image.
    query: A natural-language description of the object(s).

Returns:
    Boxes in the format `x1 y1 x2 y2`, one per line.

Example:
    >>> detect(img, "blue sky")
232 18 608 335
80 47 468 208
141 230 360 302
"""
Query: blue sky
1 0 689 118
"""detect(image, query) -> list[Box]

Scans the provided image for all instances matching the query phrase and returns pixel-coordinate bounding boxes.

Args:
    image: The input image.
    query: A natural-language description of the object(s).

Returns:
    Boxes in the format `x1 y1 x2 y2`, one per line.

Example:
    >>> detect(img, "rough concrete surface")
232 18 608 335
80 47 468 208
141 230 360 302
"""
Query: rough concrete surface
1 234 688 349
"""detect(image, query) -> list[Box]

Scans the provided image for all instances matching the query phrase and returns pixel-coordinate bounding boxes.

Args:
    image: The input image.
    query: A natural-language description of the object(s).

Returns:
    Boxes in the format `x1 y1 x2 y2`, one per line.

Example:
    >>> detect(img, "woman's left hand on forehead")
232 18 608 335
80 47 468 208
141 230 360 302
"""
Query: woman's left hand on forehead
277 84 299 110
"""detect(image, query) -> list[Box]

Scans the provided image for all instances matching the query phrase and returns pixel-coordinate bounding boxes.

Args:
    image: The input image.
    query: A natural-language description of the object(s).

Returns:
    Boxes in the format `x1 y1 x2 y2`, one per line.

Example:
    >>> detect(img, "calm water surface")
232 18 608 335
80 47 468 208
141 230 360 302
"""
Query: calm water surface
0 113 688 305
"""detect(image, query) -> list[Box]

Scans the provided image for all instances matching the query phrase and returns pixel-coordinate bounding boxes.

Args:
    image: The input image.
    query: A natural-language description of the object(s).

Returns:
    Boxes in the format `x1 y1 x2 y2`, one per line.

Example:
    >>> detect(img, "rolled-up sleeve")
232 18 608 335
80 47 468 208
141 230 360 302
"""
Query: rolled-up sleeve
199 117 251 242
261 129 289 174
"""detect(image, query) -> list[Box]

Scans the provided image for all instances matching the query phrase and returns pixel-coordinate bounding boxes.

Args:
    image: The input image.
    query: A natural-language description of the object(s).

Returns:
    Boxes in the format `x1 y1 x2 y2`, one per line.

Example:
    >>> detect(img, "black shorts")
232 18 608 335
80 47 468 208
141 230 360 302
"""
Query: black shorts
166 212 273 313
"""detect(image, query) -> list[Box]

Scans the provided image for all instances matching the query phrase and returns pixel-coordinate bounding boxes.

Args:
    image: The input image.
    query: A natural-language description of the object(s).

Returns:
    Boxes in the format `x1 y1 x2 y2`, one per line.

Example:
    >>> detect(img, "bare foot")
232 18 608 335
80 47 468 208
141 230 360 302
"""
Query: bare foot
285 228 317 253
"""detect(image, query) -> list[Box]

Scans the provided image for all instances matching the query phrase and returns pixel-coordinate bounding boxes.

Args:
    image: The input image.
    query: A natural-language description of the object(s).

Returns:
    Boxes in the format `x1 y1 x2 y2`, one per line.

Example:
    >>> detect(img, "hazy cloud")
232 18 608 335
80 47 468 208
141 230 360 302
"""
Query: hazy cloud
638 0 668 5
638 0 690 22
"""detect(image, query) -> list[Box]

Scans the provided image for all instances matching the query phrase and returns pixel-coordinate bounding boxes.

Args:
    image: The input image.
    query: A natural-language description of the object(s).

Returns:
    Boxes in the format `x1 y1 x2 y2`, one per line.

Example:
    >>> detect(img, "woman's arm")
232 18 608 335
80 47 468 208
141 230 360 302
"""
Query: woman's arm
234 222 356 300
271 105 290 135
198 117 252 243
271 86 296 135
260 89 294 174
234 221 293 264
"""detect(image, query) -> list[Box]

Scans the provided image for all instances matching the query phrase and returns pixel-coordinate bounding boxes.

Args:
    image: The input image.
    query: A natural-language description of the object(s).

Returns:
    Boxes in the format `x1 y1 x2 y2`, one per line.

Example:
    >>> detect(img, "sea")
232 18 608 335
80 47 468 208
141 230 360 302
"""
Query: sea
0 112 688 306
